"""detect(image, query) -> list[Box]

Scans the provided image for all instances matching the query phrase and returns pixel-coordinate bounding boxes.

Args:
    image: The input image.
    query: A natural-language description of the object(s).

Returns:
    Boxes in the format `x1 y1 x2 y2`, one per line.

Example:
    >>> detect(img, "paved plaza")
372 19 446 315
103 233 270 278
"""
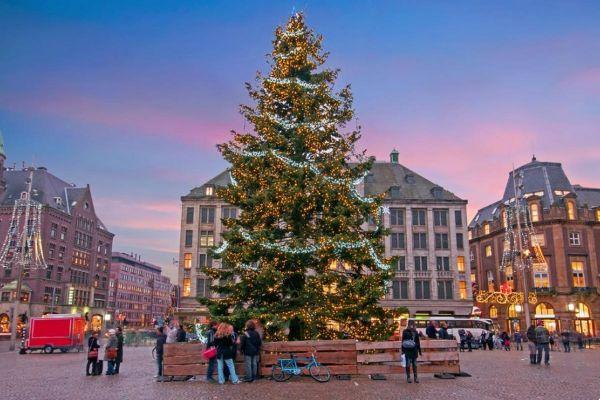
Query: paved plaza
1 344 599 400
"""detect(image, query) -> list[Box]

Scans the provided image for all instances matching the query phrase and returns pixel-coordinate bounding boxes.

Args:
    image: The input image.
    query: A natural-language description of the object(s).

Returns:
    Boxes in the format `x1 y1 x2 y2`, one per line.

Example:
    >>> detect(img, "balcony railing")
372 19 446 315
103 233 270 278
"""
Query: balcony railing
414 270 431 278
571 287 597 295
436 270 454 278
532 287 557 296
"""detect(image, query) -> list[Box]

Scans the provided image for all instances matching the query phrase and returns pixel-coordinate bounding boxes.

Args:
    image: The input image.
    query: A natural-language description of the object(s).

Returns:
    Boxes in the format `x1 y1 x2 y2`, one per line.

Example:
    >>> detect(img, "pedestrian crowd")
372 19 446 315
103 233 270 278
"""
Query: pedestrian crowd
85 326 124 376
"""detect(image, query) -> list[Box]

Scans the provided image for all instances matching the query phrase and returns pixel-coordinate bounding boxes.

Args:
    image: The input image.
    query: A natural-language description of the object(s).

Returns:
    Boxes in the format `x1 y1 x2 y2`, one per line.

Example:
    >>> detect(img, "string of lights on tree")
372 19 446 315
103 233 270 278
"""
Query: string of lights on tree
200 13 400 341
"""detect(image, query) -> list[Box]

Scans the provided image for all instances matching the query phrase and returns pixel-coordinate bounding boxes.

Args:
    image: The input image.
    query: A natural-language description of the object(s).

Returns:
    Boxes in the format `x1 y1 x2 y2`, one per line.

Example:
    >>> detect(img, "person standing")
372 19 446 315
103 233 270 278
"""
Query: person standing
534 321 550 366
458 329 466 352
561 330 571 353
176 324 187 343
487 331 494 351
240 320 262 382
155 326 167 378
86 332 100 376
526 324 537 364
205 321 218 383
480 331 487 350
401 321 422 383
514 331 523 351
214 323 240 385
105 329 119 375
438 322 449 340
425 321 437 339
465 331 473 352
114 327 124 374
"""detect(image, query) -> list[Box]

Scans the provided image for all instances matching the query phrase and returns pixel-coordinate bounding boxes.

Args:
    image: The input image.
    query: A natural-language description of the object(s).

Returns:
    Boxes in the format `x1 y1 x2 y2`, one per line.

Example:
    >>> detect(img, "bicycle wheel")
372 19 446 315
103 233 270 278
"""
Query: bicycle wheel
271 365 292 382
309 363 331 383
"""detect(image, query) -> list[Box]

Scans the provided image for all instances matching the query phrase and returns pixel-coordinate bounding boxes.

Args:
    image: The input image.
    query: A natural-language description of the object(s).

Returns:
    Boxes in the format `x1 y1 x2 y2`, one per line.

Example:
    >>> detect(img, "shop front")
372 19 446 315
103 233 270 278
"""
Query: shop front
534 303 557 333
572 302 595 337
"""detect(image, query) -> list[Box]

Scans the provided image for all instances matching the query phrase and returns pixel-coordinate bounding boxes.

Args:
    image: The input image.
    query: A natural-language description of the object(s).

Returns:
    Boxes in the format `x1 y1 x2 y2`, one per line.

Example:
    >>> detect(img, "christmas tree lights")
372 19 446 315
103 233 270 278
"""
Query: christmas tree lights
200 13 398 341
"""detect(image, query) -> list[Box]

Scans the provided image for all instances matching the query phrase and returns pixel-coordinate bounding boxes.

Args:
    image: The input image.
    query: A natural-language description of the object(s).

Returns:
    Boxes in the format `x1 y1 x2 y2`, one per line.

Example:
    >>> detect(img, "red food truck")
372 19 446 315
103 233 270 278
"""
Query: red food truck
24 314 86 354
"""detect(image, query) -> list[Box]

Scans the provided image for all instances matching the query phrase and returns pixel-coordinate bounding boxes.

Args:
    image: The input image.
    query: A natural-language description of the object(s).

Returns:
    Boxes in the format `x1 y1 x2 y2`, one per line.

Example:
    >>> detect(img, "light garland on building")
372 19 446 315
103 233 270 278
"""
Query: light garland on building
476 290 538 305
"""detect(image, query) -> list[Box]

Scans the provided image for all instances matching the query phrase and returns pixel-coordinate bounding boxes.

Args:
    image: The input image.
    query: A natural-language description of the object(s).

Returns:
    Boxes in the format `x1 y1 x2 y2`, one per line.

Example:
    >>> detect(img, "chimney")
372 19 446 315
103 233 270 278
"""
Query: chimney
390 149 399 164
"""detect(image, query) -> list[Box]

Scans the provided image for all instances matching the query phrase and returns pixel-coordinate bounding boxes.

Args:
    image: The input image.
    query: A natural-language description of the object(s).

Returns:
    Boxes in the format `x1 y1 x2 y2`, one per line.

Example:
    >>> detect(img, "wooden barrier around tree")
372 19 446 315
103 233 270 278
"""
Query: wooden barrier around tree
162 339 459 378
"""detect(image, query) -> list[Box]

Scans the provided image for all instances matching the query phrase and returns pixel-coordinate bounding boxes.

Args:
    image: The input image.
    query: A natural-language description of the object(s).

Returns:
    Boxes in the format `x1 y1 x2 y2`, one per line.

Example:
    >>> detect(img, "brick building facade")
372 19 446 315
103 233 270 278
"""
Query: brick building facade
0 135 114 334
469 158 599 336
177 151 473 320
108 252 172 328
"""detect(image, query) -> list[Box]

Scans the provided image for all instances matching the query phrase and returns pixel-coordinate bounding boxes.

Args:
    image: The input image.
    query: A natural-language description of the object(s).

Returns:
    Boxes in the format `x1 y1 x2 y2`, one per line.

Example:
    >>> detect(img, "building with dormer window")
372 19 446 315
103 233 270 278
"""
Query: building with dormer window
469 157 600 336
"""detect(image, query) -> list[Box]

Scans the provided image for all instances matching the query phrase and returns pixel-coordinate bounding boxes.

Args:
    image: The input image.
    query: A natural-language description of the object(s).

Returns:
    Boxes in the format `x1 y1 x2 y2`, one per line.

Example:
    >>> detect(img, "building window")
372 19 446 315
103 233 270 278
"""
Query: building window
535 303 554 317
437 280 453 300
485 245 492 257
183 253 192 269
530 203 540 222
533 263 549 288
390 233 405 249
571 261 585 287
456 233 464 250
457 256 465 273
459 281 467 299
186 207 194 224
199 231 214 247
483 223 490 235
45 265 53 280
413 233 427 250
182 278 191 297
205 186 214 196
396 256 406 271
222 207 237 220
412 209 426 226
568 232 581 246
455 210 463 226
196 278 211 298
198 254 212 268
60 227 67 241
501 210 507 228
48 244 56 259
489 305 498 318
50 223 58 238
566 201 575 220
533 233 546 247
200 207 215 224
392 280 409 299
435 233 449 250
487 270 495 291
415 280 431 299
596 209 600 222
433 209 448 226
389 208 404 226
414 256 428 271
185 230 193 247
56 267 63 281
436 256 450 271
1 292 10 302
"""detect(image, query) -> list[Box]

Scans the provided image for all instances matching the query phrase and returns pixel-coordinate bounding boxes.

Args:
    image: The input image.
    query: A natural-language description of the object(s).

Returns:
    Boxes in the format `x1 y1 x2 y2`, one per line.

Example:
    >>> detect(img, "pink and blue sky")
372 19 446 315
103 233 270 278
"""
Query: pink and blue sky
1 1 599 280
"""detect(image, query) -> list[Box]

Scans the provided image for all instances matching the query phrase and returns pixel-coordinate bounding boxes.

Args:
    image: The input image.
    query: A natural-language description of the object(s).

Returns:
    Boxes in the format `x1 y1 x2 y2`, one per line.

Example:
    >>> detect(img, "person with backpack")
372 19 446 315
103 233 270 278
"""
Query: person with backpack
214 323 240 385
526 324 537 364
465 331 474 352
86 331 100 376
401 321 422 384
534 321 550 365
240 320 262 382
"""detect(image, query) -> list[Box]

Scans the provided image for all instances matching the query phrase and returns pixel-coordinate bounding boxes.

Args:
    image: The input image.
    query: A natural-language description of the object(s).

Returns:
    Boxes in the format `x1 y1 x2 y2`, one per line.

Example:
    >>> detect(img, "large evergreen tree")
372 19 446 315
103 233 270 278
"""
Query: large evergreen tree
201 13 398 341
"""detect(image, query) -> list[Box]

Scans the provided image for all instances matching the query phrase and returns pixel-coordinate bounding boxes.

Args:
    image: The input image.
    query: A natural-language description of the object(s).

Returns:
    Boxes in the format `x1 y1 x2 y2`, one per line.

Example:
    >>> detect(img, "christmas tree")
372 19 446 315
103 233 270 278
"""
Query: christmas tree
201 13 398 341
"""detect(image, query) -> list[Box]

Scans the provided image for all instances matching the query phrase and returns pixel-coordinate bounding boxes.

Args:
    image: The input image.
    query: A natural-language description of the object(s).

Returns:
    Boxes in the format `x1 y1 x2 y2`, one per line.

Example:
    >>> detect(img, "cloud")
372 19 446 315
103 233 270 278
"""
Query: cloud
95 197 180 232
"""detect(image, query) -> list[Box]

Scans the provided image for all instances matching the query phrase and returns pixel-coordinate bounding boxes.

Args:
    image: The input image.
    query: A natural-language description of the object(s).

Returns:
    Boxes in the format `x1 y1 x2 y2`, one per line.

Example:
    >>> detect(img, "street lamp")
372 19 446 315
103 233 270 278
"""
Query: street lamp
515 304 523 313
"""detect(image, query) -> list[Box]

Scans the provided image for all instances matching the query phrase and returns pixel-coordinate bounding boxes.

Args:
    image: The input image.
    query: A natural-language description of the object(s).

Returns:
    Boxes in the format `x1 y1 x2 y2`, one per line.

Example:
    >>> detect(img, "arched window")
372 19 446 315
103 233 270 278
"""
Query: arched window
489 305 498 318
484 223 490 235
576 303 590 319
508 304 518 318
535 303 554 317
530 203 540 222
566 201 576 220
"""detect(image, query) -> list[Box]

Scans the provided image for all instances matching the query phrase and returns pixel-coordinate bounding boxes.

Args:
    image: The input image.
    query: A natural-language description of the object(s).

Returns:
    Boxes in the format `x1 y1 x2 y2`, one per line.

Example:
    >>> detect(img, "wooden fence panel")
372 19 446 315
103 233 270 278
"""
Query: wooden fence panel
162 339 460 378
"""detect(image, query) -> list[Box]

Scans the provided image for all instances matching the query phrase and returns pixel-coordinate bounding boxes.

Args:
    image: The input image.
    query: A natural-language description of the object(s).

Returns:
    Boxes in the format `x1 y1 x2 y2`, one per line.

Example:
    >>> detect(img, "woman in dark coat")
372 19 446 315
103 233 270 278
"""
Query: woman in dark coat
401 321 422 383
115 327 124 374
86 332 100 376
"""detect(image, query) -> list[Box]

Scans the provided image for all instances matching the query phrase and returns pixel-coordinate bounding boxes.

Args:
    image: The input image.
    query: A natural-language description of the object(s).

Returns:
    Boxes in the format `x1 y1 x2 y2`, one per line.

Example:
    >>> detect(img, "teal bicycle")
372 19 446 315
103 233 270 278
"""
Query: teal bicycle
271 349 331 383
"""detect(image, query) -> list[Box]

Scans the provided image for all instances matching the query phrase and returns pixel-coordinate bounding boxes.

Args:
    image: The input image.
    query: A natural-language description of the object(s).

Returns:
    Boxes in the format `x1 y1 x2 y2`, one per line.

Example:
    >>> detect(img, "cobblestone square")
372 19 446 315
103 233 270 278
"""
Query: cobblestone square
2 345 599 400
